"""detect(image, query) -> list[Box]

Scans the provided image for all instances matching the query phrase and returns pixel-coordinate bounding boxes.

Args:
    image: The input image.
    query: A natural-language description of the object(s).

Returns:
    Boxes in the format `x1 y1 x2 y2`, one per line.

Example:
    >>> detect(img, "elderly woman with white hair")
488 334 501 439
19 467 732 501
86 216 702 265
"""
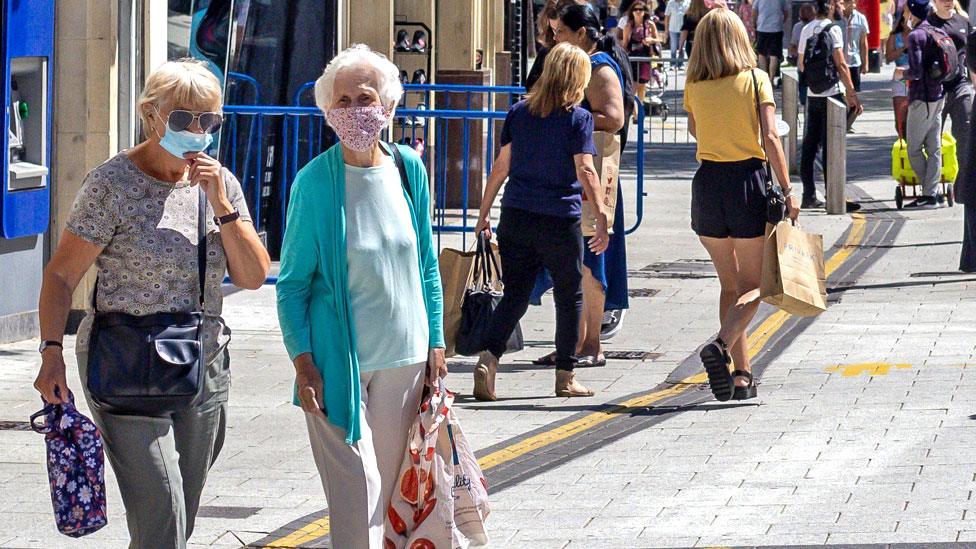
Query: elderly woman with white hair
33 58 270 547
276 45 446 547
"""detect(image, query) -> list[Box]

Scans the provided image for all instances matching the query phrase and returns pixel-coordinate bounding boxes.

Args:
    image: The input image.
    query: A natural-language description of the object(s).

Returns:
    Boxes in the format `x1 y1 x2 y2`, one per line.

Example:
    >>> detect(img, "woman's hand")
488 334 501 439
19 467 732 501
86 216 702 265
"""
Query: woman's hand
34 350 70 404
427 347 447 386
294 355 327 420
588 216 611 255
474 214 492 240
786 194 801 221
188 152 234 215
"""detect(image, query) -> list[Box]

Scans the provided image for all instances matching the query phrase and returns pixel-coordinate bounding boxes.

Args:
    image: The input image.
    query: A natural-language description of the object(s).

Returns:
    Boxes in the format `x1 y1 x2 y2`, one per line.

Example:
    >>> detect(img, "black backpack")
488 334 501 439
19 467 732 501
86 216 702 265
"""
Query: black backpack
921 25 961 82
803 23 840 94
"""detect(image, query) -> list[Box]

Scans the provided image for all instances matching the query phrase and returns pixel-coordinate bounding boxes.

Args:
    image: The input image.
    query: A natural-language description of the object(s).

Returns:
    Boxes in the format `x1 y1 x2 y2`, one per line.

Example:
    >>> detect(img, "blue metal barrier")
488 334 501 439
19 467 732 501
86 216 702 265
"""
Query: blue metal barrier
219 83 646 254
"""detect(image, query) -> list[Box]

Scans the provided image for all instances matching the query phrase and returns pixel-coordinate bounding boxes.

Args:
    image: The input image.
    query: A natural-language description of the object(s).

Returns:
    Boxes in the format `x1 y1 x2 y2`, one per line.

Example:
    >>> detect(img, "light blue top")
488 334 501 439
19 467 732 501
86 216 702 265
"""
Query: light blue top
343 157 429 371
845 11 869 67
276 143 444 444
755 0 788 33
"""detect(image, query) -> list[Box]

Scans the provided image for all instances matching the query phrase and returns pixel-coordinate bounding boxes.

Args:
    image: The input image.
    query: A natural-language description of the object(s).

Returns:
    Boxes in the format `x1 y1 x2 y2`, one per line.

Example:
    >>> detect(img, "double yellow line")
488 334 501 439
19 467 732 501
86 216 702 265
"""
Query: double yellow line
264 214 867 547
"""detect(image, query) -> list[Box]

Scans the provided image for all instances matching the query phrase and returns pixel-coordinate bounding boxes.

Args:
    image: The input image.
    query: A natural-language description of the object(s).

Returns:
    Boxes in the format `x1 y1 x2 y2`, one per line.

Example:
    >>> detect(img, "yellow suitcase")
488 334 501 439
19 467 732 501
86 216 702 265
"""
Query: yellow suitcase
891 135 957 208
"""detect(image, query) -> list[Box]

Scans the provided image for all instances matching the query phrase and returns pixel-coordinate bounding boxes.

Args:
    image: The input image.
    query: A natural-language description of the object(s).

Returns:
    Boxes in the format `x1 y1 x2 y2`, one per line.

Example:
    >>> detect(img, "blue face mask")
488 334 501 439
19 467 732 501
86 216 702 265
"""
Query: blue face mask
158 127 213 159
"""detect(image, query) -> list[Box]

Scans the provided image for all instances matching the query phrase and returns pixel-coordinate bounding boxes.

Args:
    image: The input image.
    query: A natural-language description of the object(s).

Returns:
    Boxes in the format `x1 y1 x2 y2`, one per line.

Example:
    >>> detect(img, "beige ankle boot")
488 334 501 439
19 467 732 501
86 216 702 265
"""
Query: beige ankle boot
473 351 498 401
555 370 594 397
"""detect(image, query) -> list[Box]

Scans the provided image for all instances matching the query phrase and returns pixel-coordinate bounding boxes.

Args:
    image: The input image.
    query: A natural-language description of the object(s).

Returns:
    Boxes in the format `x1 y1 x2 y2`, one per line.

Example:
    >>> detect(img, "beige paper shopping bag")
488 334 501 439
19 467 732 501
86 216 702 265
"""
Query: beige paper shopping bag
760 221 828 317
581 131 620 237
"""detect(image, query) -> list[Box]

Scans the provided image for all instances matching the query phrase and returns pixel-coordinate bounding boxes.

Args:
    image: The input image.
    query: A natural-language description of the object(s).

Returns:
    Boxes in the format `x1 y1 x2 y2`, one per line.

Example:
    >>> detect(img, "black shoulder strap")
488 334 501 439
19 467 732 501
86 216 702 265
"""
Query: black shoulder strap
387 142 413 202
196 185 207 308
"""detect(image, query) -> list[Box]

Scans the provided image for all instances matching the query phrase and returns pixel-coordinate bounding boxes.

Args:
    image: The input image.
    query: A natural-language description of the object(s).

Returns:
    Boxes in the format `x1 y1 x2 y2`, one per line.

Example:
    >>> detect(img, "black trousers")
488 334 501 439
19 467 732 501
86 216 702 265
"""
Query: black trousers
962 203 976 272
850 66 862 92
483 207 583 371
801 94 845 201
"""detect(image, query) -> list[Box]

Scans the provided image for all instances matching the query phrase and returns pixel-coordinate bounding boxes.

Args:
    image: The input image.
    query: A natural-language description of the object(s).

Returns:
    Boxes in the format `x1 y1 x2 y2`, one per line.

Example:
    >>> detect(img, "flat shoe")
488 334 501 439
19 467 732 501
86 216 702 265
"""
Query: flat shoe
576 355 607 367
532 352 558 366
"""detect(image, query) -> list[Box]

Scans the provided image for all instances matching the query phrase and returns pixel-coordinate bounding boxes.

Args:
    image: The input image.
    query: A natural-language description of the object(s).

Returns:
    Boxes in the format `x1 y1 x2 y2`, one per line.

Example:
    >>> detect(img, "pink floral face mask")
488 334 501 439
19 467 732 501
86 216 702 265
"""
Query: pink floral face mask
326 105 390 151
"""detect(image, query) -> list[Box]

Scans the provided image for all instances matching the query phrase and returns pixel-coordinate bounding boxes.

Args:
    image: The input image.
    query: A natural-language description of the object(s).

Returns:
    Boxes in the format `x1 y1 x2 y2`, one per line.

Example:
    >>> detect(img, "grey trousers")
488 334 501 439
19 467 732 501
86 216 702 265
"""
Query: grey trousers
79 348 230 549
907 99 946 197
304 362 425 549
941 82 974 181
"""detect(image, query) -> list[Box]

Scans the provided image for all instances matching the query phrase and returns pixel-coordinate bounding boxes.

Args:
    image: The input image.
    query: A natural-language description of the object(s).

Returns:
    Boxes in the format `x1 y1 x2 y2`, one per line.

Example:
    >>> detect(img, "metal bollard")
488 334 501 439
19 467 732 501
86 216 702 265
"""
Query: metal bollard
825 97 847 214
781 70 800 174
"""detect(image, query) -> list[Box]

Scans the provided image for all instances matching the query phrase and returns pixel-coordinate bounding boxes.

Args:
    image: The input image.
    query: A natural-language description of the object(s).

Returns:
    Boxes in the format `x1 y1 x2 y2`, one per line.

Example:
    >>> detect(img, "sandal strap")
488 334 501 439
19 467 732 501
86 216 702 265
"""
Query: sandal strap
731 369 753 381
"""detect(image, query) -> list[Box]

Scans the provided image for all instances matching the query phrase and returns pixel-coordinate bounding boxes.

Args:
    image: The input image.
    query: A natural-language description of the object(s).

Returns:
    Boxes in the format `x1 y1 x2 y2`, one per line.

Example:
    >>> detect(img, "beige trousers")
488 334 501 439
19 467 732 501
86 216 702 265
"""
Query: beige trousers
304 362 425 549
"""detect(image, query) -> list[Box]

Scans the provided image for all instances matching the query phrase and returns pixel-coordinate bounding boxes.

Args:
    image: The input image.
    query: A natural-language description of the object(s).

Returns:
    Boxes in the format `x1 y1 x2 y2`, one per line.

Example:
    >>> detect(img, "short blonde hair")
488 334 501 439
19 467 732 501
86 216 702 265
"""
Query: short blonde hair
138 58 222 134
686 9 757 83
526 43 591 117
314 45 402 114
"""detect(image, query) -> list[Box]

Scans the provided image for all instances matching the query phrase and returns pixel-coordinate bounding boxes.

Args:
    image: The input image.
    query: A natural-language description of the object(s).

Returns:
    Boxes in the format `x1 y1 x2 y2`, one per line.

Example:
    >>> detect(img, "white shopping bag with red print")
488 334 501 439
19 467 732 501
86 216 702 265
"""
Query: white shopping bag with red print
385 381 490 549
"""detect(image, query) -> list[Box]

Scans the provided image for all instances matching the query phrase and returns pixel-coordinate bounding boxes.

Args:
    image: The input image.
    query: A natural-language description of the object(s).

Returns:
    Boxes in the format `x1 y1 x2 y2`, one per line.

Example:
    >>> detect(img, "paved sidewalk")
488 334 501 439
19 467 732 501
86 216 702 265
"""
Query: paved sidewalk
1 69 974 548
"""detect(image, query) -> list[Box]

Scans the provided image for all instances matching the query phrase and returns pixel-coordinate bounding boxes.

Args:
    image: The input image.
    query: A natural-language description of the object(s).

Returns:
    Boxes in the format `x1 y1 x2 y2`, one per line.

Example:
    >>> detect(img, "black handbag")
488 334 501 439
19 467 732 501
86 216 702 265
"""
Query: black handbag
751 69 787 225
86 187 208 416
455 233 523 357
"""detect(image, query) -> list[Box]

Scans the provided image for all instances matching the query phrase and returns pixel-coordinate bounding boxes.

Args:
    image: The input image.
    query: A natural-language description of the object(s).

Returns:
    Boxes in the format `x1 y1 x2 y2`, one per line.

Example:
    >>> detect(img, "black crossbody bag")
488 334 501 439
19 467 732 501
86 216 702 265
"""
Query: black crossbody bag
751 69 787 225
86 187 208 416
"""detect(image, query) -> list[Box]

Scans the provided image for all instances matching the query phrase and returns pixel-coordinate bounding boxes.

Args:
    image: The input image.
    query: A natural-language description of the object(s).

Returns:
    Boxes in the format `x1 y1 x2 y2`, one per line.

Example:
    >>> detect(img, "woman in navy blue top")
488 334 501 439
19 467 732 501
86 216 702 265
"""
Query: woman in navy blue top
531 2 630 368
473 43 610 400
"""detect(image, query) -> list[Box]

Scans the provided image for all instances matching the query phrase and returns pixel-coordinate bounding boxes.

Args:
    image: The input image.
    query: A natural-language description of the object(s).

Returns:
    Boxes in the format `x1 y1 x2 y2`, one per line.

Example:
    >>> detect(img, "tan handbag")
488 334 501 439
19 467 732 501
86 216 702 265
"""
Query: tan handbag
581 131 621 237
760 221 828 317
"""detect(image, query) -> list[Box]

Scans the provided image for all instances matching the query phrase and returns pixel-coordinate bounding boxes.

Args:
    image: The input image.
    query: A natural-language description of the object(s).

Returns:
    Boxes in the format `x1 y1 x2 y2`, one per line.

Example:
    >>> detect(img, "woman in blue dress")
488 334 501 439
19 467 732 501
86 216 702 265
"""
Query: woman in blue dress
533 2 631 367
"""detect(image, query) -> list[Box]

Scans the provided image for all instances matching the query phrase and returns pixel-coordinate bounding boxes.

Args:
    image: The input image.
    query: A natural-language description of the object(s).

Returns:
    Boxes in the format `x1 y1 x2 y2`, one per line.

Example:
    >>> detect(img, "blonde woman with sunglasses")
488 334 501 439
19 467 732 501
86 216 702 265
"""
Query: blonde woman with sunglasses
34 58 269 548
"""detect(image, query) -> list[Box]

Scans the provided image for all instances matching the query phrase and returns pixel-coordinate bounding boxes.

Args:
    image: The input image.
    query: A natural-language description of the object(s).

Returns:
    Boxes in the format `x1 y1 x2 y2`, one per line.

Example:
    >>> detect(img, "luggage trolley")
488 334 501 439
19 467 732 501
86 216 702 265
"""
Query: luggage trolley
891 135 957 209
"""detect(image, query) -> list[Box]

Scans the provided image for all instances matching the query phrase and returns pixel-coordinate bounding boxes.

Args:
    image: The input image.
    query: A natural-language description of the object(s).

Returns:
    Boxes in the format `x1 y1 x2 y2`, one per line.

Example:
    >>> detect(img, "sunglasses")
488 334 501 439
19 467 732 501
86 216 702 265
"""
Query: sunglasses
155 106 223 134
633 7 647 11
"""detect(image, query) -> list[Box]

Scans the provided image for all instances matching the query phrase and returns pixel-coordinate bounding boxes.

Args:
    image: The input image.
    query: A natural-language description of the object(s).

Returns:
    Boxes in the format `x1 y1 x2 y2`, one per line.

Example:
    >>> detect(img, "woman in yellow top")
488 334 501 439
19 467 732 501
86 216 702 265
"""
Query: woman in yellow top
683 8 799 402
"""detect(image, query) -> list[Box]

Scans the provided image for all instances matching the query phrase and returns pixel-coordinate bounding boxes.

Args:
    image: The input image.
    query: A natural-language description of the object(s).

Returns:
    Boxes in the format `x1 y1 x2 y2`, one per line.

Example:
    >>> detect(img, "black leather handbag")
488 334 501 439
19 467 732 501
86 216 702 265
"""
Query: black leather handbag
86 187 208 416
751 69 787 225
455 233 524 356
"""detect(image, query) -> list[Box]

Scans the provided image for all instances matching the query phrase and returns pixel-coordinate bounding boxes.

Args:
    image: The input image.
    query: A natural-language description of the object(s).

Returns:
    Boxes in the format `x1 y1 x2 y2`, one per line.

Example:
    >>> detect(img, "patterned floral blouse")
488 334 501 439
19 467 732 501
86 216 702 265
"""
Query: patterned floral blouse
67 152 251 363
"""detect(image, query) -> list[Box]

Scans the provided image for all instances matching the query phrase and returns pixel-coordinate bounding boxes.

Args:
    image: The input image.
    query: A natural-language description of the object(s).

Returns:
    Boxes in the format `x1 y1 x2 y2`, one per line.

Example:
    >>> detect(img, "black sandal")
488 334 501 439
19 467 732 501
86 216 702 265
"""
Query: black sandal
699 340 733 402
732 370 757 400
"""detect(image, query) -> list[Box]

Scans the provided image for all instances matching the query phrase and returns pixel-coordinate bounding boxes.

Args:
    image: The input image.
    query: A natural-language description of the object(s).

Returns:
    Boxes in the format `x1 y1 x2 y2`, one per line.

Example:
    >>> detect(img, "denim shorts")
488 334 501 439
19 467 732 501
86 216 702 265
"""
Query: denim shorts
691 158 769 239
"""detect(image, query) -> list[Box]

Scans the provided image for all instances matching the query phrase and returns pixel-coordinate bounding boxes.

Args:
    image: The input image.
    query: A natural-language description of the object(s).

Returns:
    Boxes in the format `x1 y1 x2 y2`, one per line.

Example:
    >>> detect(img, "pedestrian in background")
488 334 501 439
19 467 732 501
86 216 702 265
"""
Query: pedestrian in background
527 0 585 90
739 0 757 43
680 0 711 59
928 0 973 183
34 59 271 548
665 0 690 67
473 43 609 401
789 3 816 103
275 45 447 548
754 0 790 84
623 1 662 119
798 0 862 209
903 0 947 208
684 9 800 401
843 0 870 92
886 4 912 138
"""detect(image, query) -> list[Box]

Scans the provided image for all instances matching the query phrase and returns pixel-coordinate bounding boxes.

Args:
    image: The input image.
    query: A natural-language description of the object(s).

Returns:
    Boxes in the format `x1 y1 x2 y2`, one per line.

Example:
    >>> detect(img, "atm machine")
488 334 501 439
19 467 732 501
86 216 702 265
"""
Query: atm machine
2 0 55 239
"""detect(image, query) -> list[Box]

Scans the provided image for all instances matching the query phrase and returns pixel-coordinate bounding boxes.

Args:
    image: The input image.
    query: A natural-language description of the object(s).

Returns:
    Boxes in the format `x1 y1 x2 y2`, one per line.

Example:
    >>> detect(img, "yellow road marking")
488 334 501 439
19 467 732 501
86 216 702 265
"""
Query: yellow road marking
263 215 869 546
825 362 912 377
263 517 331 548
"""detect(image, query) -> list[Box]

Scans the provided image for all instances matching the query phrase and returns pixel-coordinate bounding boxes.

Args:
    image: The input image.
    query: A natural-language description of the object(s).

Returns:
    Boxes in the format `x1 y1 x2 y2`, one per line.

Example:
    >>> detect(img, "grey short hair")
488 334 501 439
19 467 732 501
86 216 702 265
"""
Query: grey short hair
314 45 403 115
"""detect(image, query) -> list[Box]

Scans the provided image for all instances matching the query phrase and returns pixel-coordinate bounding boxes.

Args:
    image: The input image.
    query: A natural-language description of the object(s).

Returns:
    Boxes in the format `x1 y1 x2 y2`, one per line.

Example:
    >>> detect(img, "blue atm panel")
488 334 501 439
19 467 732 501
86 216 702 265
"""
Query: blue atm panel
2 0 55 239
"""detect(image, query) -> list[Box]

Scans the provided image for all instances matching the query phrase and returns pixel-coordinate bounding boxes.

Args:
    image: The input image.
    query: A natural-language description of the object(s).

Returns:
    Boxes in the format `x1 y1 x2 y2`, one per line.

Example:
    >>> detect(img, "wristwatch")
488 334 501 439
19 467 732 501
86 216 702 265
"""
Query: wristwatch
214 209 241 226
38 340 63 354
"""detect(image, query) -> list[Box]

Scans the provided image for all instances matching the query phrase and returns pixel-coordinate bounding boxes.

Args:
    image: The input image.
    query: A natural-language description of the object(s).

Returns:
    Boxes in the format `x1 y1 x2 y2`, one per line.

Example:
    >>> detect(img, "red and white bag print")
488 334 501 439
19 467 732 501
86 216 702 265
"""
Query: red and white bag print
385 380 490 549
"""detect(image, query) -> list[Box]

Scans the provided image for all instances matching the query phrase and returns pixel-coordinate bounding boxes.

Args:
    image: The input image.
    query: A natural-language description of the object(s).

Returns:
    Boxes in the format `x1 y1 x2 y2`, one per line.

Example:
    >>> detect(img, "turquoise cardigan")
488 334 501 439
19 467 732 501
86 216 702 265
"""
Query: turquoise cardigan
276 143 445 444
